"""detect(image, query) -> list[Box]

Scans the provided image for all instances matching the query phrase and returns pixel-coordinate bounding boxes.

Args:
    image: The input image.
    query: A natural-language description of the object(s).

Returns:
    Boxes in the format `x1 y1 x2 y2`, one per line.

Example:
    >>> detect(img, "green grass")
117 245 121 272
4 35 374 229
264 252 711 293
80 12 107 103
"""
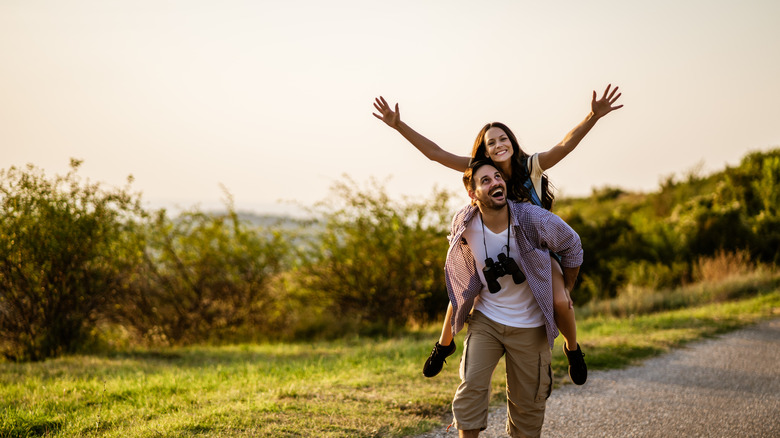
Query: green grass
2 289 779 438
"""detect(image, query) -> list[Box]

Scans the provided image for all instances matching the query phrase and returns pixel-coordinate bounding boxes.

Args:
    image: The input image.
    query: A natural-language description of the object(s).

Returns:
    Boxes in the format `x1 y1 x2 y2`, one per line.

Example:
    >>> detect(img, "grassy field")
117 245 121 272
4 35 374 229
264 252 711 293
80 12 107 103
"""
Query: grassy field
2 287 779 438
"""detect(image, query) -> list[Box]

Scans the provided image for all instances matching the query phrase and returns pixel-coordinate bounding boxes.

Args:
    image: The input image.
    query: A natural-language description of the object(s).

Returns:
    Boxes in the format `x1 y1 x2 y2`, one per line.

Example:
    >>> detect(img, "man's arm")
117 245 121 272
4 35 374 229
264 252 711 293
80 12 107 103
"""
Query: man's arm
543 215 582 304
516 203 583 303
562 266 580 293
536 212 584 270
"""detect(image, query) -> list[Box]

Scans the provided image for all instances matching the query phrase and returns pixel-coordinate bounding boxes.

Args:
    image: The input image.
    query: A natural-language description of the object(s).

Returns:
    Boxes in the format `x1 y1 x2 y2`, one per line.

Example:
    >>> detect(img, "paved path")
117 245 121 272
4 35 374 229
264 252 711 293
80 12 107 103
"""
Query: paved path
413 318 780 437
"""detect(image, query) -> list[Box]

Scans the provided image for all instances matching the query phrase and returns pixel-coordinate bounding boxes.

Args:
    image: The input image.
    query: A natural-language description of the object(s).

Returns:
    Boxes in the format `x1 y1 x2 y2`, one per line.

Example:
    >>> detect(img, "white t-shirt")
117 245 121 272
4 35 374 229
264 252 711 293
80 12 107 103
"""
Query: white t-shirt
462 212 545 328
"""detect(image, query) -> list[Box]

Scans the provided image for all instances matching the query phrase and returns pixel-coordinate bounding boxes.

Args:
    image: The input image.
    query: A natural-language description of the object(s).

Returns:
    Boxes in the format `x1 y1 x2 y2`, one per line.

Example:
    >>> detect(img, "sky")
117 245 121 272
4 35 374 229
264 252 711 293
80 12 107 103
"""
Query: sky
2 0 779 216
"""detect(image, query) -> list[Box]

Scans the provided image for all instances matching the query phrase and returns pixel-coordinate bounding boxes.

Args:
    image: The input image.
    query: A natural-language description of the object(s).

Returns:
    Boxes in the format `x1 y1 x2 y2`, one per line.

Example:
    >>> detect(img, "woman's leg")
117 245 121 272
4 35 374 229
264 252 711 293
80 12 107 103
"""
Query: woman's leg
551 259 576 349
551 256 588 384
423 302 456 378
438 302 454 346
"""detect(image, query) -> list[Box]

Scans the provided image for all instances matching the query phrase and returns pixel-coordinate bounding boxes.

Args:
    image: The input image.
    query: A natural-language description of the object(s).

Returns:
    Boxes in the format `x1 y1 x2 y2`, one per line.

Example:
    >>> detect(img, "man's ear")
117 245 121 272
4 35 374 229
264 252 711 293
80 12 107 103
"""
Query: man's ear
468 189 479 206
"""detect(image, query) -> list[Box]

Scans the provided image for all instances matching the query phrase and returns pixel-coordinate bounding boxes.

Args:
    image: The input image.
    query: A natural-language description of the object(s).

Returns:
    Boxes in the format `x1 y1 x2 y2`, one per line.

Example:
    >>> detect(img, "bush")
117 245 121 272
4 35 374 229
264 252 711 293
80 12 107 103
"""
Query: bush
565 213 653 301
0 160 144 361
295 177 452 335
114 196 292 345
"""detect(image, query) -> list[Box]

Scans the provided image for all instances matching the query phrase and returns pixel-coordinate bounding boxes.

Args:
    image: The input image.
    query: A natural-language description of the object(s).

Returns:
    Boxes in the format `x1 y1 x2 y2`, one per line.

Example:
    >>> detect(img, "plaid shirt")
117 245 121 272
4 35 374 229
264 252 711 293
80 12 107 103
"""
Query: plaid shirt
444 200 584 348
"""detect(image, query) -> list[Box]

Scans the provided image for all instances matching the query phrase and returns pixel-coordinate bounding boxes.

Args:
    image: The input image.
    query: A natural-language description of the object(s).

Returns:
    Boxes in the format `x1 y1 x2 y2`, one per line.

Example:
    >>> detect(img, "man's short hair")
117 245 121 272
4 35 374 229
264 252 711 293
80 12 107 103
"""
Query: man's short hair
463 159 497 192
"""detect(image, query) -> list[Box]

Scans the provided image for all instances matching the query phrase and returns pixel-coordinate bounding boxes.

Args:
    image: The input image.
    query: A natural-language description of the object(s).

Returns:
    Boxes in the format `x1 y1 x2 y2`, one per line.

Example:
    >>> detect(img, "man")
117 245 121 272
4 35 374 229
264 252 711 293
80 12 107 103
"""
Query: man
445 160 583 438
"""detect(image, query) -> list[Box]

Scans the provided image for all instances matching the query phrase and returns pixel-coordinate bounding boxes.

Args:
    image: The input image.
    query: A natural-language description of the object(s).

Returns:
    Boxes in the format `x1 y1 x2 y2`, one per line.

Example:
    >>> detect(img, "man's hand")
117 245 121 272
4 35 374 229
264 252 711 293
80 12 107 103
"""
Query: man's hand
591 84 623 119
373 96 401 130
564 287 574 309
562 266 580 309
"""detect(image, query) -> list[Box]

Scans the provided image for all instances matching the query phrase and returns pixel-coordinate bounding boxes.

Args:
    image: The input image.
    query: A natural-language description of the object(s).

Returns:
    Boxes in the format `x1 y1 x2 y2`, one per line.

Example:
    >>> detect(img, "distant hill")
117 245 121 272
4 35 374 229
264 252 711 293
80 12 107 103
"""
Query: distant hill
233 211 307 228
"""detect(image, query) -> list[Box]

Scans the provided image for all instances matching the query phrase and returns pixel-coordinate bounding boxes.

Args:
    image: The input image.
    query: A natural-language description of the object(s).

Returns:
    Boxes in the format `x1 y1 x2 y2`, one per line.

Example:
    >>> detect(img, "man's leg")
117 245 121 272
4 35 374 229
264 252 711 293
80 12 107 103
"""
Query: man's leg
503 325 551 438
452 311 505 434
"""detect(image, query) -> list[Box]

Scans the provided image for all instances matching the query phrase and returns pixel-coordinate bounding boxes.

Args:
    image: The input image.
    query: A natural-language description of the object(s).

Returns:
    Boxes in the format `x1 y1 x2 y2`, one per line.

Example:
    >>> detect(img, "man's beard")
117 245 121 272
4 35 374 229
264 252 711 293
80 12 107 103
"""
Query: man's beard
479 187 507 211
480 198 506 210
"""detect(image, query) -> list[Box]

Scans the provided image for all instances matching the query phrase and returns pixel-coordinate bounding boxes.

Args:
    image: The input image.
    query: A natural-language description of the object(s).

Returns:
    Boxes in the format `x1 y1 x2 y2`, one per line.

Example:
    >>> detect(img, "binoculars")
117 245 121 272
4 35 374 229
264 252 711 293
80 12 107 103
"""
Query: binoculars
483 253 526 293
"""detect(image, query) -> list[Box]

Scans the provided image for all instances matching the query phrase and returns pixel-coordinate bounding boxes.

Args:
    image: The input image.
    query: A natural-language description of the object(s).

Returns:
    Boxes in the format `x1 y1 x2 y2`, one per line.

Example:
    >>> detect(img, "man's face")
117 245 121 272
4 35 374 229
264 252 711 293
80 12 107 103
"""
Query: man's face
469 164 507 211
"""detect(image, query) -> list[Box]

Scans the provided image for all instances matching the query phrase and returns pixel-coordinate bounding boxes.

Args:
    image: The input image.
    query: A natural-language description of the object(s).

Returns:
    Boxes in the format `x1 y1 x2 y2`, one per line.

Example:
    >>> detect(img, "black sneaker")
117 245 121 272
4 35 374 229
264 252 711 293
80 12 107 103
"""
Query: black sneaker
422 341 456 378
564 343 588 385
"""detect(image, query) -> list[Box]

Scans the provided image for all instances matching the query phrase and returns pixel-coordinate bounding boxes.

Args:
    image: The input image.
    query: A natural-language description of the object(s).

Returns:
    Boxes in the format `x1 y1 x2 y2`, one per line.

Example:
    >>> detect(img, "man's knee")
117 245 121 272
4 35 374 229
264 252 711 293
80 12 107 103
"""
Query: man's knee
452 389 490 433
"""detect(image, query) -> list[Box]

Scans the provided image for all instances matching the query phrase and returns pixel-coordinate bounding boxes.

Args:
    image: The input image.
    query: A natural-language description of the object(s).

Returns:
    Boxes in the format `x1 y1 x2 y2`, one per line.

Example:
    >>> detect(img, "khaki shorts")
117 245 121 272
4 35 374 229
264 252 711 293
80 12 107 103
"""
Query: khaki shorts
452 311 552 438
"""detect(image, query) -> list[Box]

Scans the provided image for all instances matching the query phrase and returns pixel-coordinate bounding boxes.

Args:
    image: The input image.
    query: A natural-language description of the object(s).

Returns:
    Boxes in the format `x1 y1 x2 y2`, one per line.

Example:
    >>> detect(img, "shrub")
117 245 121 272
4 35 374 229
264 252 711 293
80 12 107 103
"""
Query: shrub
295 177 452 335
0 160 144 361
114 196 292 345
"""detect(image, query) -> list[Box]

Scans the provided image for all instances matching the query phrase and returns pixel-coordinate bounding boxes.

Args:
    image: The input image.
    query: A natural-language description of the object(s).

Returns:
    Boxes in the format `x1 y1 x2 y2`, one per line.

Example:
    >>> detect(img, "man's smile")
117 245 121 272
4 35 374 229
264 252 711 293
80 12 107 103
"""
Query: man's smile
489 186 505 200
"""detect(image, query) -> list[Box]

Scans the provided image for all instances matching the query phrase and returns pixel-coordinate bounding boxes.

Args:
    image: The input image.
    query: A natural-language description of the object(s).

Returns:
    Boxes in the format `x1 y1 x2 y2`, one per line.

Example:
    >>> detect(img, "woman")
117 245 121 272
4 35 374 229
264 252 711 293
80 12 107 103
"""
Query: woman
372 85 623 385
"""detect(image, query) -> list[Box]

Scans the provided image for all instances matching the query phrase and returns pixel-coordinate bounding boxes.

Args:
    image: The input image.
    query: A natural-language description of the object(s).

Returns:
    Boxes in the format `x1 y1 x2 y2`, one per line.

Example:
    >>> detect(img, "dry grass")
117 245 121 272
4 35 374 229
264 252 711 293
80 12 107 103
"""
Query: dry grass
580 257 779 319
693 250 753 283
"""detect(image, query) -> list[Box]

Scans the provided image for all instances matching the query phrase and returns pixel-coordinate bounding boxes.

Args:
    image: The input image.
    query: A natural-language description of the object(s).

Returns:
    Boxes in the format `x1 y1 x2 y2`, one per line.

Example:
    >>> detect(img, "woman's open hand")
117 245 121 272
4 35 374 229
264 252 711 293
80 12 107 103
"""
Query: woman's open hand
591 84 623 119
373 96 401 129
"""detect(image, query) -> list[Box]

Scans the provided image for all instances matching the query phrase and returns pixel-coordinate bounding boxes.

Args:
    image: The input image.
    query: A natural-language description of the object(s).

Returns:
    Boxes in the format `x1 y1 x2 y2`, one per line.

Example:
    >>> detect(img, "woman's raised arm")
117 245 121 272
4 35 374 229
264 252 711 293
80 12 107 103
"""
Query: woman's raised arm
373 96 471 172
537 84 623 170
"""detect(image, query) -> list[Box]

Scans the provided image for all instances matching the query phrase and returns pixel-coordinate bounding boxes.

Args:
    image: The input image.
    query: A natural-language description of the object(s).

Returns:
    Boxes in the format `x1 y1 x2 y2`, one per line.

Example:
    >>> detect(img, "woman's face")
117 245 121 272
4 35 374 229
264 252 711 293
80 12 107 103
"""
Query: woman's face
483 127 513 164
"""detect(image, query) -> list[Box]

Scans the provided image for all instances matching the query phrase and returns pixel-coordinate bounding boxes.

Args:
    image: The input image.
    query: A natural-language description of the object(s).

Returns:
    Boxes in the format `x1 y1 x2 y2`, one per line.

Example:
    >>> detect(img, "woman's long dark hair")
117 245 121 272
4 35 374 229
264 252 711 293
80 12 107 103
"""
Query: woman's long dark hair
471 122 555 210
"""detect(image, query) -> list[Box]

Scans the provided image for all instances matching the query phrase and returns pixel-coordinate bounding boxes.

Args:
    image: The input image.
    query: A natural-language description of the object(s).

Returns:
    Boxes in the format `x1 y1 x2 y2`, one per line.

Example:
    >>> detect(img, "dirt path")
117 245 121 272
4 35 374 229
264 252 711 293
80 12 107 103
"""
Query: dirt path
413 318 780 437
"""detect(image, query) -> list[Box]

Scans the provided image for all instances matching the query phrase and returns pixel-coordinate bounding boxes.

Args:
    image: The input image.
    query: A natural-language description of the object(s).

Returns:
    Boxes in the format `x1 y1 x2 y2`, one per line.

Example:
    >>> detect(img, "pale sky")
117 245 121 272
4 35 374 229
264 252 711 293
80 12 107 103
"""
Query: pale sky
2 0 779 215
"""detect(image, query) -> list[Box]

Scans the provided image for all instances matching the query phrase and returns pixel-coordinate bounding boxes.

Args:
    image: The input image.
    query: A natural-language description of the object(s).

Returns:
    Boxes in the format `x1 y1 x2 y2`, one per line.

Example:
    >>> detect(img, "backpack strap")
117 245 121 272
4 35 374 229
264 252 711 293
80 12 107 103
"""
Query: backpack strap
522 156 544 208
